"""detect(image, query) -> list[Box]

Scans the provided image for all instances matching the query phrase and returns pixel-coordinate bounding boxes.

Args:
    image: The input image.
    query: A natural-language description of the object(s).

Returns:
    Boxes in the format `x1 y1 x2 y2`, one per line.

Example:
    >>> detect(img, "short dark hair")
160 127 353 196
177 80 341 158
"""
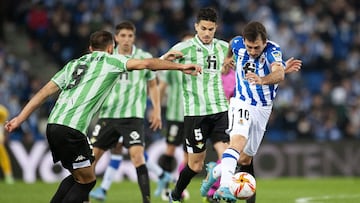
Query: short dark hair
196 7 217 23
89 30 114 50
242 21 267 42
115 21 136 35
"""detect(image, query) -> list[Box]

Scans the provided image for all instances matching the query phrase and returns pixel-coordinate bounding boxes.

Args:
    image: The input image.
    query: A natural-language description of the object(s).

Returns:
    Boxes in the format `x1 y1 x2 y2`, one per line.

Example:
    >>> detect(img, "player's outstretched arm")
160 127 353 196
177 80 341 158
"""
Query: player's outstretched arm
126 58 202 75
161 50 184 61
246 62 285 85
285 57 302 74
5 81 59 132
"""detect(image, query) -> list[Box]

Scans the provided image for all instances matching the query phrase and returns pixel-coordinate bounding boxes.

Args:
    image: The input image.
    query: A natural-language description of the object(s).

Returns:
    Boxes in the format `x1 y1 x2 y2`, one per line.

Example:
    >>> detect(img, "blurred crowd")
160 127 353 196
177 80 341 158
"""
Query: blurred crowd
0 0 359 143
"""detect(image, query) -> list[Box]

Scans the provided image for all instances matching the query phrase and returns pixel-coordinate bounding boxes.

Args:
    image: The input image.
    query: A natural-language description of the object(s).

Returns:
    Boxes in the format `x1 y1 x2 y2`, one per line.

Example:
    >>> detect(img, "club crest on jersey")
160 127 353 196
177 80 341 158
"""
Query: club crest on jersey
260 55 265 64
257 54 266 70
197 48 202 52
271 50 282 61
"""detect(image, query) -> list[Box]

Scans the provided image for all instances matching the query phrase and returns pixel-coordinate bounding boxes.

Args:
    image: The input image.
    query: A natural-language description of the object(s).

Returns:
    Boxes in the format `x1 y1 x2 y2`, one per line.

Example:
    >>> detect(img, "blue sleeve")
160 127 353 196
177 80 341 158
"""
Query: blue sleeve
266 45 283 64
231 36 242 54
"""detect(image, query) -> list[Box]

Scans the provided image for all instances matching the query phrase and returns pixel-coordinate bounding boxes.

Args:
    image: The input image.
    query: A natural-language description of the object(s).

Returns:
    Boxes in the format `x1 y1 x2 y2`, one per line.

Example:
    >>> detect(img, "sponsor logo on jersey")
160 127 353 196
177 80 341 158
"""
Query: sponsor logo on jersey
271 50 282 61
196 142 204 149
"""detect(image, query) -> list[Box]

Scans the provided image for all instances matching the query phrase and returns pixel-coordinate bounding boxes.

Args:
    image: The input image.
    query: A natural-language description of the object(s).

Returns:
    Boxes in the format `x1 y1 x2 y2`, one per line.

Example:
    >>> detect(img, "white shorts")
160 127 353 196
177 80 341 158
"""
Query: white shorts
227 98 272 156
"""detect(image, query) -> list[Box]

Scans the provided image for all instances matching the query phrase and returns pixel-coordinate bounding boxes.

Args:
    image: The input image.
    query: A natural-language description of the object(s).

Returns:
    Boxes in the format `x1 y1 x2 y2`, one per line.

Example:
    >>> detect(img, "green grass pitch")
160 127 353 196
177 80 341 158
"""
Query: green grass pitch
1 177 359 202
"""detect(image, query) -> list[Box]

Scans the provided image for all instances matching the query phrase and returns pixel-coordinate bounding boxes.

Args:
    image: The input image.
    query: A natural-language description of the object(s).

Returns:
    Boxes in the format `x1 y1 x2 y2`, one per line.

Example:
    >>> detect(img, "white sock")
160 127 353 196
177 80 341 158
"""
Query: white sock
220 148 240 187
101 154 123 191
213 163 222 179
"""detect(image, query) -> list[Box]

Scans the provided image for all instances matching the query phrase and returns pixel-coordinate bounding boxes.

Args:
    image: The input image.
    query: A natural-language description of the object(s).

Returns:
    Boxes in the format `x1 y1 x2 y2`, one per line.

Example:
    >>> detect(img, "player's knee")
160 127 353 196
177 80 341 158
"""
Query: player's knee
73 170 96 184
238 156 252 166
130 154 145 167
158 154 177 172
129 145 145 166
187 161 203 173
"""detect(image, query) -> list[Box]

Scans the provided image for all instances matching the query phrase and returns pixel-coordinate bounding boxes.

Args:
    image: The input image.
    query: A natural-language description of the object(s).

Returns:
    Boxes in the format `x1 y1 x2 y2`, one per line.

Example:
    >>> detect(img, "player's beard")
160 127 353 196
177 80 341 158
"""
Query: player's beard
201 36 212 44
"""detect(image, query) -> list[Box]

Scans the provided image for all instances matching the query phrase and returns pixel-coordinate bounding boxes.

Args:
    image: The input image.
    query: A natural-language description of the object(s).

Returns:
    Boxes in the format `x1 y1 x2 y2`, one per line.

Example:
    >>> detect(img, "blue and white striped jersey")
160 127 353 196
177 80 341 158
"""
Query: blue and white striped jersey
231 36 284 107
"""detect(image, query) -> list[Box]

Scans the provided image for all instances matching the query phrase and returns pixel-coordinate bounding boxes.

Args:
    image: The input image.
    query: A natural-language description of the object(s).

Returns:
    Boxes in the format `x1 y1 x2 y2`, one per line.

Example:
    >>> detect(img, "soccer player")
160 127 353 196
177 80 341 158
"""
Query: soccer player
167 7 231 203
201 21 294 203
208 56 301 203
89 21 172 202
4 30 201 203
0 104 14 184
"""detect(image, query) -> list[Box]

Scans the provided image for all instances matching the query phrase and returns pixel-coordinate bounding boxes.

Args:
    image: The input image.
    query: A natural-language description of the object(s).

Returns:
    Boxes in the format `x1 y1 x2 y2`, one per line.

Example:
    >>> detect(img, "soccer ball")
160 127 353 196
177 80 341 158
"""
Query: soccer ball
229 172 256 200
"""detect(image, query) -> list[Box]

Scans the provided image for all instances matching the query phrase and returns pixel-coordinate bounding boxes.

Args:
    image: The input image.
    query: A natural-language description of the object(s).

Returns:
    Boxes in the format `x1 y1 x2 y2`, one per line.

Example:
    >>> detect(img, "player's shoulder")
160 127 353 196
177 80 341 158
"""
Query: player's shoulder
229 36 243 45
266 40 281 50
172 38 195 50
108 53 128 62
231 36 243 42
265 40 283 61
134 46 153 58
213 38 229 47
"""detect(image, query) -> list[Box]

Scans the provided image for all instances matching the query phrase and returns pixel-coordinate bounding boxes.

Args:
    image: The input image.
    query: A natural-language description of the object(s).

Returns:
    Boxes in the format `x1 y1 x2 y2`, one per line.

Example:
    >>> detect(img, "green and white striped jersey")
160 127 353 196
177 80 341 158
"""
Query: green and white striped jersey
48 51 129 135
99 46 155 119
171 36 229 116
158 70 184 122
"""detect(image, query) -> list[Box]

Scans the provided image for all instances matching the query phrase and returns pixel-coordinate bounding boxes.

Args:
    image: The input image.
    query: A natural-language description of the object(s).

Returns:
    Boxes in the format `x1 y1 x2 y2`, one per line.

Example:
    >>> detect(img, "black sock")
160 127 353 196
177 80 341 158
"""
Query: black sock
158 154 177 172
62 180 96 203
50 175 76 203
136 164 150 203
172 165 197 200
239 160 255 177
239 160 256 203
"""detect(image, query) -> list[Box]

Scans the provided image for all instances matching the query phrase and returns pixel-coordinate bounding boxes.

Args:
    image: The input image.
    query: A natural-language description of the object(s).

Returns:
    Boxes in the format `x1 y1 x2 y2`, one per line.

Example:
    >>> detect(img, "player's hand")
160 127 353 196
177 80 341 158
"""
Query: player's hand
222 57 235 74
285 57 302 74
245 72 262 85
181 64 202 76
162 50 183 61
148 109 162 131
5 117 21 132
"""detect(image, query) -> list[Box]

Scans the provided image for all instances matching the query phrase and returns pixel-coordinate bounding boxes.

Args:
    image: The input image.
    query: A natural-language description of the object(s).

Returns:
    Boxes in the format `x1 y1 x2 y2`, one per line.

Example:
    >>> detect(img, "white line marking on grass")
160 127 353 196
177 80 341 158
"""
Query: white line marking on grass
295 194 360 203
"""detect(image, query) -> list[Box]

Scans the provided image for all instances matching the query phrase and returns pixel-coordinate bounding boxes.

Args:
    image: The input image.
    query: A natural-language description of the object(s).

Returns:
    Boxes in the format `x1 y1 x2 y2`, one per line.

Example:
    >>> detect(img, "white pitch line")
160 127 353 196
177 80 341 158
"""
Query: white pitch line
295 194 360 203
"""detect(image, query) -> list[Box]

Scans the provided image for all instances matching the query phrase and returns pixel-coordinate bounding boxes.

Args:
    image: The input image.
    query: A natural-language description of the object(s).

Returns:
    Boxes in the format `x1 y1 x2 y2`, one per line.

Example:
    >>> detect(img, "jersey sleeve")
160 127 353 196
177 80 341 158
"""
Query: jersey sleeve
266 43 283 65
146 70 156 81
51 61 72 90
107 54 129 72
171 41 183 52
